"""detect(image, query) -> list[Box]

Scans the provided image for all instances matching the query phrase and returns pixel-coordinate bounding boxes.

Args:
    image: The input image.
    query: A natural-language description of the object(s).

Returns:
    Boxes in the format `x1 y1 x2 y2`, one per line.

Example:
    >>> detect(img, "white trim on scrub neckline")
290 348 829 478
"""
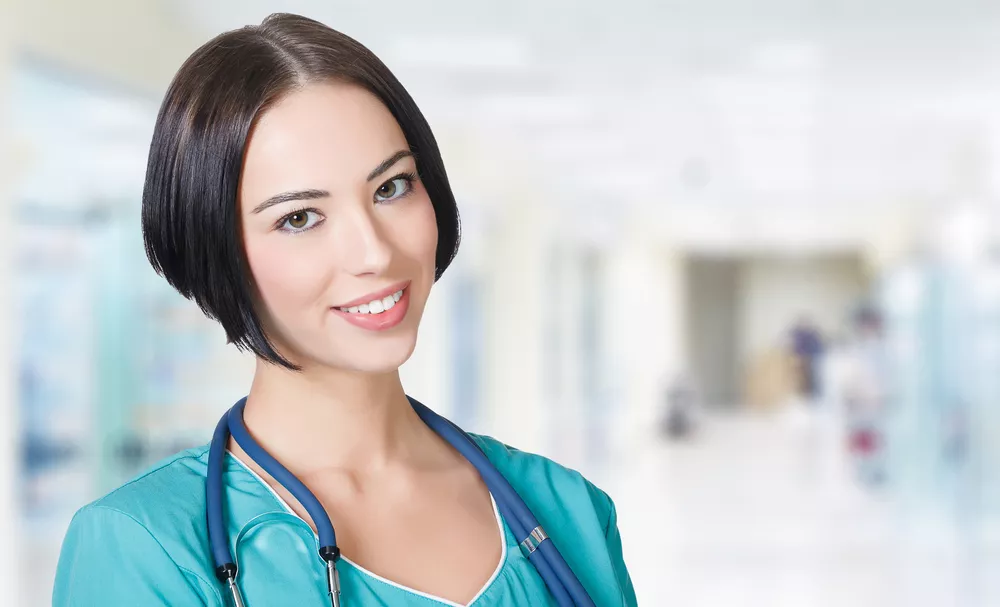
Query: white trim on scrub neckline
226 450 509 607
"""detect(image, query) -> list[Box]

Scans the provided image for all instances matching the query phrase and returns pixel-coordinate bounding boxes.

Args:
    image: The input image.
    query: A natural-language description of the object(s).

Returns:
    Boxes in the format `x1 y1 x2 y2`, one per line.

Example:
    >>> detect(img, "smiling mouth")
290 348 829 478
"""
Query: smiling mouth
334 288 405 315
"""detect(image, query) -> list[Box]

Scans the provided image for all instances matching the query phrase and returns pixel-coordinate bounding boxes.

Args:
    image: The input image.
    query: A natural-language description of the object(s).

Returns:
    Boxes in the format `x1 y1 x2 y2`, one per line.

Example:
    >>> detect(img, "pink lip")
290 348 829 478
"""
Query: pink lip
331 286 410 332
334 281 411 309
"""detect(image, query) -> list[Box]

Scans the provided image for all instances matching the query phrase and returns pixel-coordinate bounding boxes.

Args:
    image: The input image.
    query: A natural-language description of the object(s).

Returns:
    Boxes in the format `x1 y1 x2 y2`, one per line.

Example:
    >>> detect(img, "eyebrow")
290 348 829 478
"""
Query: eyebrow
251 189 329 214
251 150 415 214
367 150 413 182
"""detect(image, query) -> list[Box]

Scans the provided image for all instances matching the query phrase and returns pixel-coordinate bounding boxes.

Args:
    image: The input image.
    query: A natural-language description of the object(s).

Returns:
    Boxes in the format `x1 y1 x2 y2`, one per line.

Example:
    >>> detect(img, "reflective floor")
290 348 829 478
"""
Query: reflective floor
599 405 1000 607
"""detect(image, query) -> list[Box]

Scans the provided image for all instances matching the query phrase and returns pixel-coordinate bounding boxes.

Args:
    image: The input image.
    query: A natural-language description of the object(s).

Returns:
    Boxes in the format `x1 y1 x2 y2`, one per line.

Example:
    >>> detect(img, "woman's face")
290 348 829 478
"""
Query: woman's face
238 82 439 374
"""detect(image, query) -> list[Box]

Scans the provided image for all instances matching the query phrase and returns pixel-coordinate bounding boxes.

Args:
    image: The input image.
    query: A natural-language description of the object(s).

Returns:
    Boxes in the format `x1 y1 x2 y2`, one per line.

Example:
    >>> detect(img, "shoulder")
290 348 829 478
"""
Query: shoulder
55 447 221 605
85 445 212 534
467 433 614 534
468 434 637 605
67 447 214 574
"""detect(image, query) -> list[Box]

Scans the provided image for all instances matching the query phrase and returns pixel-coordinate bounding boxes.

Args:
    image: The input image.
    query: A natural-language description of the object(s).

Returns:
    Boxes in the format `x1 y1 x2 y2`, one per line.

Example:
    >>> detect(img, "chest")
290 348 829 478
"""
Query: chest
227 511 555 607
268 481 504 605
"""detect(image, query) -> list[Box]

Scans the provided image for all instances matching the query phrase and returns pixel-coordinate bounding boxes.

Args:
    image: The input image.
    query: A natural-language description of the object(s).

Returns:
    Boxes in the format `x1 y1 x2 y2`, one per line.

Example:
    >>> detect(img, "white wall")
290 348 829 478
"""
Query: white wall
602 219 686 446
541 240 585 461
481 197 552 454
738 255 868 366
686 257 741 406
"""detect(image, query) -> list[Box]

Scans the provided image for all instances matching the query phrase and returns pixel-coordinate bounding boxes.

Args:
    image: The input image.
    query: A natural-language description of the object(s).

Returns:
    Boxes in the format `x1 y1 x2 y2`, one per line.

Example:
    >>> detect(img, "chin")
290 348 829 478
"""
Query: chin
307 330 420 375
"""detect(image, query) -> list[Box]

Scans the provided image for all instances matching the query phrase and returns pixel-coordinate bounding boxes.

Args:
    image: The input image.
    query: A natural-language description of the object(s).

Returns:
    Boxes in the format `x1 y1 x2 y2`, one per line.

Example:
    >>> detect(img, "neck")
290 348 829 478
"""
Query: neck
239 359 426 476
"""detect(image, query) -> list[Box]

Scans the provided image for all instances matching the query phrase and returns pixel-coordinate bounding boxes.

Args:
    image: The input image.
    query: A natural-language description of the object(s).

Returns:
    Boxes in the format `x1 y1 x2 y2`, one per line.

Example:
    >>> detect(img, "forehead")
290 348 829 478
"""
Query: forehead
241 82 408 196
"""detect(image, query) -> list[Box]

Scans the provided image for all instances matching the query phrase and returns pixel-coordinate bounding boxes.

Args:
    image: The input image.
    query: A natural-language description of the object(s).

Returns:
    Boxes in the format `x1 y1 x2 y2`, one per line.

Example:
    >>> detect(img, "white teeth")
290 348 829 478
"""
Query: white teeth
338 288 406 314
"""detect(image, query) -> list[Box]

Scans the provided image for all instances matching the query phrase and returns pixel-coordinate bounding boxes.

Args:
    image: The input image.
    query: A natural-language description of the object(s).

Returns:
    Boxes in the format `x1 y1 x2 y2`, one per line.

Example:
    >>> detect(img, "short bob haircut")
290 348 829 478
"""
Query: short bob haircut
142 13 461 370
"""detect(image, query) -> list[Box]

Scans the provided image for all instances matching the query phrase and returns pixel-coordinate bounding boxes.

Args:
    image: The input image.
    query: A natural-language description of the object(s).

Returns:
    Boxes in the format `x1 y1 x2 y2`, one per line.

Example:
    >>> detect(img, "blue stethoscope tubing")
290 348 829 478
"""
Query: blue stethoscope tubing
205 396 596 607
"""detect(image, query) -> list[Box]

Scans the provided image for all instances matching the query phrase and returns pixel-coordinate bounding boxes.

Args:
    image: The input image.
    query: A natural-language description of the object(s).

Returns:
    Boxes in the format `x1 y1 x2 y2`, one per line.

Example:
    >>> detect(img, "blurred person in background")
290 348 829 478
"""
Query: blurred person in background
659 372 701 440
841 305 890 487
790 314 826 404
51 14 635 607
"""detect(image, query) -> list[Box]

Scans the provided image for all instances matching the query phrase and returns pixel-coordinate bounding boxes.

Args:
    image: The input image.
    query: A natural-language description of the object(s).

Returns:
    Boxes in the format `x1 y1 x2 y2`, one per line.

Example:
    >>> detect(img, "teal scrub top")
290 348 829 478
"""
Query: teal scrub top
53 433 637 606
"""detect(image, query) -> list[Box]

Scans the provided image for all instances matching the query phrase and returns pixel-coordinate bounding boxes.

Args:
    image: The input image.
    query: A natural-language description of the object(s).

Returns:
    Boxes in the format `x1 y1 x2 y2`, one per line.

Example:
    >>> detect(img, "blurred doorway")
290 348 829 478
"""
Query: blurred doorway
685 257 742 408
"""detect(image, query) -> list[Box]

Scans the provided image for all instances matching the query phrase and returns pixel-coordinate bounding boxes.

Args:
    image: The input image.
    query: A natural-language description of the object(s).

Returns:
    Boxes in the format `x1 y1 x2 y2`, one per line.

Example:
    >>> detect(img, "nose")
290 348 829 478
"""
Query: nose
334 203 393 276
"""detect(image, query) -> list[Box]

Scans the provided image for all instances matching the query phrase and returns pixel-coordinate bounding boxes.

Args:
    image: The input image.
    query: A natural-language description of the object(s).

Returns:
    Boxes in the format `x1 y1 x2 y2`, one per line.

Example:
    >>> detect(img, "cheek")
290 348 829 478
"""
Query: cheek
392 196 439 268
244 237 330 320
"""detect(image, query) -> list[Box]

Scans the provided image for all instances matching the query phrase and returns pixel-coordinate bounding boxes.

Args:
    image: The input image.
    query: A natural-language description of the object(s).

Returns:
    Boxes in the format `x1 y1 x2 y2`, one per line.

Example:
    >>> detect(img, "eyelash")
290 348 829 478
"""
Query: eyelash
275 207 323 234
273 171 420 234
377 171 418 203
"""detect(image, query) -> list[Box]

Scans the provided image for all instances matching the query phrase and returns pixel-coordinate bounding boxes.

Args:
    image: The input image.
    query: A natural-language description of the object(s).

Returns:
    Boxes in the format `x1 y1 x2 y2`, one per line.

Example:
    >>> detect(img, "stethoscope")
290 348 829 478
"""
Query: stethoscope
206 395 597 607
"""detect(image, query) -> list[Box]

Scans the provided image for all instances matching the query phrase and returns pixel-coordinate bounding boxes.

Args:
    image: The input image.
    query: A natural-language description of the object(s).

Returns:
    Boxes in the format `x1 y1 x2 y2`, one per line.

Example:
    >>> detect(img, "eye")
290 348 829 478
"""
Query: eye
374 176 413 203
279 209 323 233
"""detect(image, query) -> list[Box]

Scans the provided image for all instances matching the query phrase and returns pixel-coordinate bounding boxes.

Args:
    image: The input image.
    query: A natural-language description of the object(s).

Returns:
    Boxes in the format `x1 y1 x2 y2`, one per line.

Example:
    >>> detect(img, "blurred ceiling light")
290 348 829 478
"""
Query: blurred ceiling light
582 167 662 192
680 157 712 191
672 207 739 250
936 203 993 265
750 214 821 253
386 35 530 70
673 204 867 254
751 41 823 75
528 135 638 165
479 93 595 125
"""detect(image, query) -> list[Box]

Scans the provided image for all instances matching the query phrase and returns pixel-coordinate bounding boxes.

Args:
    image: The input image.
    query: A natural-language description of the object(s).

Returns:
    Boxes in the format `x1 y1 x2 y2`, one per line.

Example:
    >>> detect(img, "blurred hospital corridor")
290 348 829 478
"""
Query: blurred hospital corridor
5 0 1000 605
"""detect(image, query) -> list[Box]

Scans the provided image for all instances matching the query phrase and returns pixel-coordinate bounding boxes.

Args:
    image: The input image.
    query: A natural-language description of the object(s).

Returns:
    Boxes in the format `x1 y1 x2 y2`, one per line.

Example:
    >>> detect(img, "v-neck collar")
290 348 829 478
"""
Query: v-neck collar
225 450 511 606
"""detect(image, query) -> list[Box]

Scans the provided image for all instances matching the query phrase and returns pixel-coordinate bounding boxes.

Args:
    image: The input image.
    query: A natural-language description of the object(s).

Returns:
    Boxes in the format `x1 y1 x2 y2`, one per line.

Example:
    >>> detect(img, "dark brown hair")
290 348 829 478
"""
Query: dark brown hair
141 13 461 369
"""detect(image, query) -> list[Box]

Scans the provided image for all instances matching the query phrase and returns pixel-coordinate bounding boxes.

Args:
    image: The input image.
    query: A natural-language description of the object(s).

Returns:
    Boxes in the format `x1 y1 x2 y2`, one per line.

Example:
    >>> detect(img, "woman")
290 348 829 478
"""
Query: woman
53 13 636 606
